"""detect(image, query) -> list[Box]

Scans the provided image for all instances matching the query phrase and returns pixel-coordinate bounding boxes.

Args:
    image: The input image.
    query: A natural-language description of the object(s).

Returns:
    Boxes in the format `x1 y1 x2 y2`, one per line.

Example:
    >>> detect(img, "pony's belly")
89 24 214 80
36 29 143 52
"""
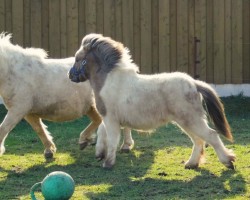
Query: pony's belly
120 115 170 131
37 112 83 122
31 101 89 122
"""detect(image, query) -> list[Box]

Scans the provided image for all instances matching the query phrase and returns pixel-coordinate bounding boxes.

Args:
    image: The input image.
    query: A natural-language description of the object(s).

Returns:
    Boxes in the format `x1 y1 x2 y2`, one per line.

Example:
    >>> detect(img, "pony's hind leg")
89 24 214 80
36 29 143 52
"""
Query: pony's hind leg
79 106 102 150
25 114 56 159
120 127 134 153
181 118 235 169
184 134 205 169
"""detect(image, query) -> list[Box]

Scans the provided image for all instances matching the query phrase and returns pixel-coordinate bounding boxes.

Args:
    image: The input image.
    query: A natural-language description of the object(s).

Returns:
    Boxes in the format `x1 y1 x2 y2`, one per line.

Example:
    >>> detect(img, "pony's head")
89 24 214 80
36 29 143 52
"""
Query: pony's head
68 33 124 83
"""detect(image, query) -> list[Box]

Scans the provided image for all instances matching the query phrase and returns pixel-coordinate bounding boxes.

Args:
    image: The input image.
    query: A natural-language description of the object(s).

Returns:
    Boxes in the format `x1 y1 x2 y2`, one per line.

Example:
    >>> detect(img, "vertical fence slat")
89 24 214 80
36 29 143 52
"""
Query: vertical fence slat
213 0 225 84
177 0 188 72
60 0 67 57
170 0 177 71
104 0 115 38
206 0 214 83
49 0 60 57
225 0 232 83
12 0 23 45
199 0 207 81
0 0 5 32
5 0 12 34
23 0 30 47
85 0 96 34
41 0 49 51
159 0 170 72
243 0 250 83
67 0 78 56
151 0 159 73
78 0 85 41
31 0 41 48
96 0 104 34
114 0 122 41
189 0 195 77
140 0 152 73
133 0 141 66
122 0 133 51
231 0 243 84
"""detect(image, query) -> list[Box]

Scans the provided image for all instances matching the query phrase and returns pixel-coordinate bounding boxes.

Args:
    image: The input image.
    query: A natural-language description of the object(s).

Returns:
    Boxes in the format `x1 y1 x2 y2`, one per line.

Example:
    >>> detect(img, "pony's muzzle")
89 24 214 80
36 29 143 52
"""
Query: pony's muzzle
68 63 88 83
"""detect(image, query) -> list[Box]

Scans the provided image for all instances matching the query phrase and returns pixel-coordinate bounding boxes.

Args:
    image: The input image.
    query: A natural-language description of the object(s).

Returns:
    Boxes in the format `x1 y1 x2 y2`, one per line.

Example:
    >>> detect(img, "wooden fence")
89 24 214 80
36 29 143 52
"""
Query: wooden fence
0 0 249 84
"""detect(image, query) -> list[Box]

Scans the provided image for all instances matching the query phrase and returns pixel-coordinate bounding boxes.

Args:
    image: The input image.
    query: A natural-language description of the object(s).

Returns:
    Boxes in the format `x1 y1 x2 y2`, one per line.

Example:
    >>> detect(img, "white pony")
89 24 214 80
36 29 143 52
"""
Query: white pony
69 33 235 169
0 33 133 158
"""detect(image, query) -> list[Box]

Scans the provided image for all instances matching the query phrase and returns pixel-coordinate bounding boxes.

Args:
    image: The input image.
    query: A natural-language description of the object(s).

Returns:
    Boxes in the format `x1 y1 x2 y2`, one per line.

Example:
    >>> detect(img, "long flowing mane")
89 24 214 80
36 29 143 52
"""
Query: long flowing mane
0 32 48 60
81 33 139 73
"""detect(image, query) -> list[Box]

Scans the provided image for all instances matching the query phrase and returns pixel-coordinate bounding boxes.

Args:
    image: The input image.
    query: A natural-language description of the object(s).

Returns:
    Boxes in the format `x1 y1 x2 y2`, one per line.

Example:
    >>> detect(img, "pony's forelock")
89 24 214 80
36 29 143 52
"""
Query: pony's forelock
81 33 139 72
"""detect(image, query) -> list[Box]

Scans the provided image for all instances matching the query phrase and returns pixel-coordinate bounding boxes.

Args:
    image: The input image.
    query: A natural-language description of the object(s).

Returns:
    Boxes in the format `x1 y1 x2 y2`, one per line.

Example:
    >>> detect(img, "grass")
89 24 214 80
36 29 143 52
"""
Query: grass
0 96 250 199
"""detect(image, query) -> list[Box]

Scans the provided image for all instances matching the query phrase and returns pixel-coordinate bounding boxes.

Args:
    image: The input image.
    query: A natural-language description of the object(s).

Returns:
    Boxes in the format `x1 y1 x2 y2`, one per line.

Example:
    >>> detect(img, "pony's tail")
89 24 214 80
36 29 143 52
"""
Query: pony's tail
195 80 233 142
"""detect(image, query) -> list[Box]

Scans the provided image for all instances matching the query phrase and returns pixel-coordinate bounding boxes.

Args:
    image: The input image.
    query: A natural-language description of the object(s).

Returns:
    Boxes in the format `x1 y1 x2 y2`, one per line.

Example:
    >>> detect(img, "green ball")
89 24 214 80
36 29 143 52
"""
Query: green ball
41 171 75 200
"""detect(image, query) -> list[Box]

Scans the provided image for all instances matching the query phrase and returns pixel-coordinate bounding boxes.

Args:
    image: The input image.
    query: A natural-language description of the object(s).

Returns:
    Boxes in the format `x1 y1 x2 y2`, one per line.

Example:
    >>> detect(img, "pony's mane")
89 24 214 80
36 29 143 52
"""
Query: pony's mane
0 32 48 59
82 33 139 72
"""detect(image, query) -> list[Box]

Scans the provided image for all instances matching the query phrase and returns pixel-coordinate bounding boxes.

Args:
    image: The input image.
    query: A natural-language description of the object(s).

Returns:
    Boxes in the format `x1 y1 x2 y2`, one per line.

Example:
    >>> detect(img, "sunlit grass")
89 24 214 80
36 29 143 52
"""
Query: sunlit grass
0 96 250 199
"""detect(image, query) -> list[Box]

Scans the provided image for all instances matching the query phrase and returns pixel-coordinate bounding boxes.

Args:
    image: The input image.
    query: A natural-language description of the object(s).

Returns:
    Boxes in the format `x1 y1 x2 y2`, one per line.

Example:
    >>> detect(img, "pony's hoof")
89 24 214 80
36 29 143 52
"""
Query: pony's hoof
79 141 88 150
224 154 235 170
44 152 54 159
103 161 114 169
184 163 199 169
120 148 130 153
96 153 105 161
225 161 235 170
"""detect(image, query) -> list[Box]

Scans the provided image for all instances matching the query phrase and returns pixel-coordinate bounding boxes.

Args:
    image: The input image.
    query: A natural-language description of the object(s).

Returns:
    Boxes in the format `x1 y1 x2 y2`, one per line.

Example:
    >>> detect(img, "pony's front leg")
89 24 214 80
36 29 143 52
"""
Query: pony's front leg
120 128 134 153
0 110 25 155
79 106 102 150
102 118 121 169
95 122 107 160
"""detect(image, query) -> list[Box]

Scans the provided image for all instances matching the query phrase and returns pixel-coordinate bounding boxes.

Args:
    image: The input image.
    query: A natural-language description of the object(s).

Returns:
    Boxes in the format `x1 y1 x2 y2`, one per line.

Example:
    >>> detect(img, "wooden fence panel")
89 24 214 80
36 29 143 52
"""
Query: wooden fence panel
231 0 243 84
67 0 79 56
12 0 23 45
243 0 250 83
0 0 249 84
177 0 189 72
0 0 5 32
159 0 170 72
133 0 141 66
104 0 115 38
206 0 214 83
49 0 60 58
151 0 159 73
5 0 12 34
225 0 232 83
189 0 195 77
170 0 177 72
140 0 152 74
213 0 225 84
23 0 31 47
122 0 134 53
31 0 41 48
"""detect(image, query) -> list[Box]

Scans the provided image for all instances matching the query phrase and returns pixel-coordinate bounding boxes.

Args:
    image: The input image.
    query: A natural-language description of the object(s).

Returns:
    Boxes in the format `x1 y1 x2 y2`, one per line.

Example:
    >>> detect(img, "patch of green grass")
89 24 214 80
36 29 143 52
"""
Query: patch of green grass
0 96 250 199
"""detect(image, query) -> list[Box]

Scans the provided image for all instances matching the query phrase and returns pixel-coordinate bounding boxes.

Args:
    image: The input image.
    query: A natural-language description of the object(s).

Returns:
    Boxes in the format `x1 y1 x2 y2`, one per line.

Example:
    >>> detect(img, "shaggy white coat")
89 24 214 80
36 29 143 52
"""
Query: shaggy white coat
0 33 102 157
73 33 235 169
